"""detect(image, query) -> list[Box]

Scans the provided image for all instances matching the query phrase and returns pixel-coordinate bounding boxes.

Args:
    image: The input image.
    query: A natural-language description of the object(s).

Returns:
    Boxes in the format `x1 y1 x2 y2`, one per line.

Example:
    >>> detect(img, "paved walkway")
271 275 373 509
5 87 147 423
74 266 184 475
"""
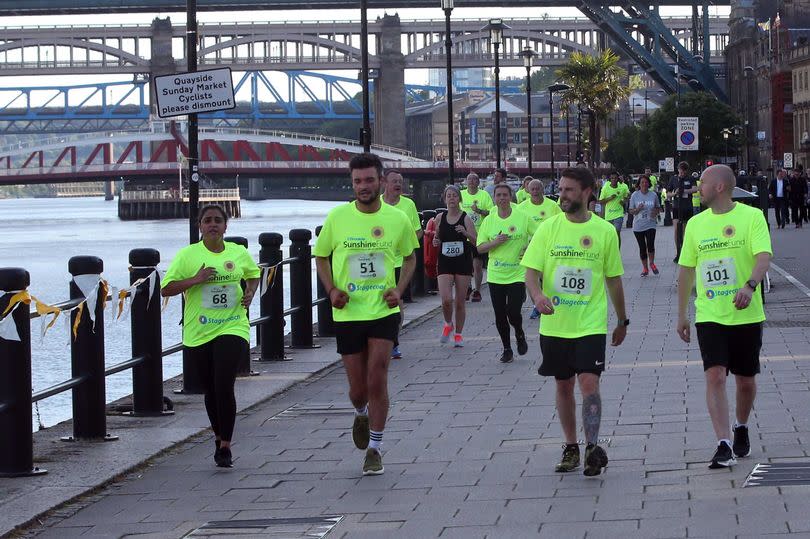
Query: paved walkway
11 224 810 539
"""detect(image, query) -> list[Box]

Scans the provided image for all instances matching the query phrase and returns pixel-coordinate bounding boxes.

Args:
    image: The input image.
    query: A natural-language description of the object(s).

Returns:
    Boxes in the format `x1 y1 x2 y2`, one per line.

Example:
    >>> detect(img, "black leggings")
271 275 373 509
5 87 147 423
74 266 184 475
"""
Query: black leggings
488 282 526 350
633 229 657 261
187 334 246 442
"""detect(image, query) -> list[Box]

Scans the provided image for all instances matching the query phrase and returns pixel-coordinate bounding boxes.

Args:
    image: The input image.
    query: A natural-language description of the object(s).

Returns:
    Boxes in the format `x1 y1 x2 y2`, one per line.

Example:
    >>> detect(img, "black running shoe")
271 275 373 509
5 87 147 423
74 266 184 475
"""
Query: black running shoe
708 441 736 469
732 425 751 458
583 443 608 477
215 446 233 468
499 349 514 363
516 333 528 355
555 444 580 473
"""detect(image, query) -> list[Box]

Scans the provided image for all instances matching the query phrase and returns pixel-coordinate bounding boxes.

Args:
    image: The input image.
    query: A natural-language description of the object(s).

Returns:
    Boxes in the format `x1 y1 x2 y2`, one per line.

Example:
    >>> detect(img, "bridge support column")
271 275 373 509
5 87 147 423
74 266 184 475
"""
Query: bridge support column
104 180 114 201
247 177 265 200
373 14 406 151
149 18 176 117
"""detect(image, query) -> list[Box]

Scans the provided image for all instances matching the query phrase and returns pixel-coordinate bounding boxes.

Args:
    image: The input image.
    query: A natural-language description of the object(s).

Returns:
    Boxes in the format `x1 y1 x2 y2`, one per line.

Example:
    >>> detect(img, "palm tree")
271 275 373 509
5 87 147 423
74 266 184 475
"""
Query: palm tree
556 50 630 168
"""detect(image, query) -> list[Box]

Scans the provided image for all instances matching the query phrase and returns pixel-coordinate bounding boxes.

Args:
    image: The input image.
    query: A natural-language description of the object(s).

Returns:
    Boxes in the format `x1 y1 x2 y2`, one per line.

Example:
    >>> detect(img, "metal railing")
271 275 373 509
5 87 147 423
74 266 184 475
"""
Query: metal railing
0 227 356 478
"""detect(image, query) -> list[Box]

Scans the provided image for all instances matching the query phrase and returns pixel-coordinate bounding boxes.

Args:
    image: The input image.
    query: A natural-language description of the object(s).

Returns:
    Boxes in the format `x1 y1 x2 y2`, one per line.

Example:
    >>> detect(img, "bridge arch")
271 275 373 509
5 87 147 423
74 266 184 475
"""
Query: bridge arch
199 33 369 67
0 38 147 69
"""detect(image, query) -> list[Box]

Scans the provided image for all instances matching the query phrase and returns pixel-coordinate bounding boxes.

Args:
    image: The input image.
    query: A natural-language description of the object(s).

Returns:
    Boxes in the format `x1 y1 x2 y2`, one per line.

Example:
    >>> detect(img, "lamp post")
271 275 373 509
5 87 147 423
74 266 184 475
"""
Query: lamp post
722 128 731 164
482 19 509 169
360 0 371 152
441 0 455 183
743 65 755 173
548 83 570 180
576 105 583 162
565 106 571 167
519 47 537 174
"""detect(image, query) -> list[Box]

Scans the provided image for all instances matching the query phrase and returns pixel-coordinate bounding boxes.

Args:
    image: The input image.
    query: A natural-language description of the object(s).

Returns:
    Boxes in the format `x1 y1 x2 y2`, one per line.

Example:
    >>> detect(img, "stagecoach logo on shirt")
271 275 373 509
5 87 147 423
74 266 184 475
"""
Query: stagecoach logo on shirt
706 290 715 300
224 260 236 272
371 226 385 239
722 225 736 238
580 236 593 249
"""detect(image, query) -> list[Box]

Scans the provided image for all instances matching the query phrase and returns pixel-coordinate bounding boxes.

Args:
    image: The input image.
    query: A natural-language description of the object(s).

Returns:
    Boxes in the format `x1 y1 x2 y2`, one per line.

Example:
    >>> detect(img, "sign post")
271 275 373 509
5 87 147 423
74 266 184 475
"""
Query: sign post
664 157 675 172
676 117 699 152
784 152 794 169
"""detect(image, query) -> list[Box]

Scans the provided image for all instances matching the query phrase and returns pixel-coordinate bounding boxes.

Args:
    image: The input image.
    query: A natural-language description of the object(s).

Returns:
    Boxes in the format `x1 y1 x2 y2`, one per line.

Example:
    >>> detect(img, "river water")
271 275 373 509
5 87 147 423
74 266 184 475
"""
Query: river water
0 197 340 430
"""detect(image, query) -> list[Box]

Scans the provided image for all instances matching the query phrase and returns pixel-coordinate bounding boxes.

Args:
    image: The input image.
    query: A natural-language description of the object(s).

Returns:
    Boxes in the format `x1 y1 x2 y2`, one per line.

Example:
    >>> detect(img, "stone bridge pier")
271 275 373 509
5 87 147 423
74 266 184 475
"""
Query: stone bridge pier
373 14 407 151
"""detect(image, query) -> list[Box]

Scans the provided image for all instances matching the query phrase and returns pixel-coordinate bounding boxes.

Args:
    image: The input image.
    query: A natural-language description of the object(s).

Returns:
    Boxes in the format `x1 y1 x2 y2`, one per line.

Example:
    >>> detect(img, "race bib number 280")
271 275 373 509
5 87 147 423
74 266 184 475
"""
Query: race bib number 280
554 266 592 296
349 252 386 280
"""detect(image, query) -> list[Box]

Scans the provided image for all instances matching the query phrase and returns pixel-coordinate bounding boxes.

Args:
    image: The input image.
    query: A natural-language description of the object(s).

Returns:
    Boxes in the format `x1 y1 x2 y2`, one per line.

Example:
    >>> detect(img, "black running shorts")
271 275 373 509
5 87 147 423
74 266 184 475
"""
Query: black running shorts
334 313 400 355
538 334 606 380
695 322 762 376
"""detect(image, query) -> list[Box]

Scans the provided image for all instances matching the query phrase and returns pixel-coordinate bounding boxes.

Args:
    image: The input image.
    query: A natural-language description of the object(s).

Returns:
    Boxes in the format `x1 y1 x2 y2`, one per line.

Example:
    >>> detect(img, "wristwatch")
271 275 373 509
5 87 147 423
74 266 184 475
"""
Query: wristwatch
745 279 758 291
619 319 630 326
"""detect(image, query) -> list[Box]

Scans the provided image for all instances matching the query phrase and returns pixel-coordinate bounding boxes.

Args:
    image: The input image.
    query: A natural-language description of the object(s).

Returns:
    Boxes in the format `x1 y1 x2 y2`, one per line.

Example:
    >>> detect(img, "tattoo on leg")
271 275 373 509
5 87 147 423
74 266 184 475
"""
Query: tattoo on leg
582 393 601 445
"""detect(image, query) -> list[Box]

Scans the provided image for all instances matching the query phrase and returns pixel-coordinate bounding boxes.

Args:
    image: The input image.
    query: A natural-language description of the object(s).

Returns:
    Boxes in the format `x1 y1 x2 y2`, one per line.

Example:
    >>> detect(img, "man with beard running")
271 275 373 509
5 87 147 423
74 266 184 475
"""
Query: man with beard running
677 164 771 469
460 172 493 302
314 153 419 476
522 167 627 477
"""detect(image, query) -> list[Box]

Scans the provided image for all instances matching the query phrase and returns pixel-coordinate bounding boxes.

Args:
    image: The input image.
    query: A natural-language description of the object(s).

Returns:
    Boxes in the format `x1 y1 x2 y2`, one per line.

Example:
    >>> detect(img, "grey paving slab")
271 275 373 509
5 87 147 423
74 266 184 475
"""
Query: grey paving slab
6 228 810 538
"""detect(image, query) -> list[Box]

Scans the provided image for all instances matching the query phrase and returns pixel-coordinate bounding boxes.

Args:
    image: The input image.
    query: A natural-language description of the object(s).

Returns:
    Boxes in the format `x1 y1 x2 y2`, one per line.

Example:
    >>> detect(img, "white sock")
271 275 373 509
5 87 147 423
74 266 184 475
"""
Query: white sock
369 430 383 451
355 404 368 417
719 438 732 447
734 421 747 429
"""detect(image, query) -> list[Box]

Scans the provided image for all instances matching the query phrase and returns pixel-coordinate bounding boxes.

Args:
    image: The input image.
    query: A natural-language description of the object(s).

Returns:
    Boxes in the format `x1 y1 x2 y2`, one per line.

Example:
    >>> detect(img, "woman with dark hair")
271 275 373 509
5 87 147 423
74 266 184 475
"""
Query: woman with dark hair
628 175 661 276
161 204 260 468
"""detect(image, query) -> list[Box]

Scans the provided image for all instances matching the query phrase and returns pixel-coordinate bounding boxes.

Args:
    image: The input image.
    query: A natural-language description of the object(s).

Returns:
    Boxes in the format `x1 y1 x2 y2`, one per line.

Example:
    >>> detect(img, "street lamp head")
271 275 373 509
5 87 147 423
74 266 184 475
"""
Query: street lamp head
548 83 570 94
440 0 453 9
743 65 755 75
519 47 537 69
482 18 510 45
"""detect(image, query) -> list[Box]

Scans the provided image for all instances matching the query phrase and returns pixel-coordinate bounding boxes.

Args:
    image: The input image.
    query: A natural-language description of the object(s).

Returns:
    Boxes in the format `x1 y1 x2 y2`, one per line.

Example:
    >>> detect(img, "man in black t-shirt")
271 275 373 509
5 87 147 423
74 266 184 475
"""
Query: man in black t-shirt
667 161 698 262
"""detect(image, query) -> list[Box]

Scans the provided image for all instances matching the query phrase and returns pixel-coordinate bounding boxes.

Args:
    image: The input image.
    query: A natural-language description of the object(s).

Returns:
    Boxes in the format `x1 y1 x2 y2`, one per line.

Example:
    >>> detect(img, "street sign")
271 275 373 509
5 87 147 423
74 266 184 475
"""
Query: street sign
658 159 666 170
676 117 699 151
664 157 675 172
757 131 766 141
154 68 236 118
784 152 794 169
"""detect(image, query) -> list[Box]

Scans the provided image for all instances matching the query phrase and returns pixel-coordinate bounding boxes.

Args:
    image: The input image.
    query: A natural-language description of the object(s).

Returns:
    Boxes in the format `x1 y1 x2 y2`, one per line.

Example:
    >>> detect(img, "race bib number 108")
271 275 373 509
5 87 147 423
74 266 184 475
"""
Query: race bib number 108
554 266 592 296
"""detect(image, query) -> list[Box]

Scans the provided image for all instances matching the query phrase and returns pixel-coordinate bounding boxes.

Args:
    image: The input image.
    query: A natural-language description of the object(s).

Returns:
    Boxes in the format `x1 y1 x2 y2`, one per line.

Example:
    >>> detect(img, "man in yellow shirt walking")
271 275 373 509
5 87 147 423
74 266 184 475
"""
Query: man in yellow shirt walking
677 164 772 469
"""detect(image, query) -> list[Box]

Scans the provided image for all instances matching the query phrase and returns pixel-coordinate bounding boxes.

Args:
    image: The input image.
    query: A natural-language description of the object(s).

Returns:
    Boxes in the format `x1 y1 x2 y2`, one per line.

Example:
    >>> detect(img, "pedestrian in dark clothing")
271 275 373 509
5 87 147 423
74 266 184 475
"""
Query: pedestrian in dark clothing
769 168 790 228
789 169 807 228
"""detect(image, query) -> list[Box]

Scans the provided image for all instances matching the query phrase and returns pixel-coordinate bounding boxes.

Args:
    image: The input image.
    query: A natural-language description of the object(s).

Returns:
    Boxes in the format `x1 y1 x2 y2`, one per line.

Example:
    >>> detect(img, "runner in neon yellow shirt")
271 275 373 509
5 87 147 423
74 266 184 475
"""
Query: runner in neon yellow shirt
314 153 419 476
382 170 423 359
522 166 627 477
676 164 772 470
460 172 493 302
515 176 532 204
518 178 562 231
161 204 261 468
477 183 538 364
597 171 630 247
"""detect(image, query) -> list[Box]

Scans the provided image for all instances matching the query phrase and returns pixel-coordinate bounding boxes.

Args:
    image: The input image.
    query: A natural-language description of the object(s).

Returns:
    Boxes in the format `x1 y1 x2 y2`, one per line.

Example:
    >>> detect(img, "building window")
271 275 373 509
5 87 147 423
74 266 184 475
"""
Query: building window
500 116 508 128
513 133 522 143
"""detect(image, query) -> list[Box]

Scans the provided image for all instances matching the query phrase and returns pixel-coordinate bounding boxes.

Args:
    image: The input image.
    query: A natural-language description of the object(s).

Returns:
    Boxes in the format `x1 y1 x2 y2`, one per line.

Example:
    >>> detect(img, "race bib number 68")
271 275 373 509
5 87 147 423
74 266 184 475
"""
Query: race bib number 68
201 284 237 309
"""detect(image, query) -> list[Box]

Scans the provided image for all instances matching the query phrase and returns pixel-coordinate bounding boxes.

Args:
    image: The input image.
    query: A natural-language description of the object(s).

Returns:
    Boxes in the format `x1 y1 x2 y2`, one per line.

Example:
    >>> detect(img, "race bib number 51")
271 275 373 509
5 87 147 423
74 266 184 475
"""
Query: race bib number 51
349 253 386 280
700 257 737 288
554 266 592 296
201 284 237 309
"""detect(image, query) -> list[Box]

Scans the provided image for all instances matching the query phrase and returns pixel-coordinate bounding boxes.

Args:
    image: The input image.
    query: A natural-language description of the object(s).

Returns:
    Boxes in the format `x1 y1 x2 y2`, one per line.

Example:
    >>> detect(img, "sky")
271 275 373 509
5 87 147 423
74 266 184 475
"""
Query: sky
0 6 729 108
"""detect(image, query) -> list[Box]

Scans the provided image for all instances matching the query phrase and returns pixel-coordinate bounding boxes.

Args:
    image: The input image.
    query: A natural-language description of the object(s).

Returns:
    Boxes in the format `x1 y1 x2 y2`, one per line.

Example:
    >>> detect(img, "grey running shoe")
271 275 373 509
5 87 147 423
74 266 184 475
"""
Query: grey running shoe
352 415 370 450
583 444 608 476
363 448 384 476
733 425 751 458
555 444 580 473
709 441 737 469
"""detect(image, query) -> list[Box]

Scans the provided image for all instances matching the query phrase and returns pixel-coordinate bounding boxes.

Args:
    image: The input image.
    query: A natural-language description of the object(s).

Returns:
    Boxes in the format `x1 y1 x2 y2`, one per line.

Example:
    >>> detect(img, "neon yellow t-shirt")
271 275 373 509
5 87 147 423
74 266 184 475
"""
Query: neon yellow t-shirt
520 213 624 338
516 188 528 204
384 195 421 268
460 189 494 230
679 202 772 325
313 201 419 322
649 174 658 190
477 208 538 284
518 197 562 230
599 182 629 221
692 181 702 209
161 241 261 347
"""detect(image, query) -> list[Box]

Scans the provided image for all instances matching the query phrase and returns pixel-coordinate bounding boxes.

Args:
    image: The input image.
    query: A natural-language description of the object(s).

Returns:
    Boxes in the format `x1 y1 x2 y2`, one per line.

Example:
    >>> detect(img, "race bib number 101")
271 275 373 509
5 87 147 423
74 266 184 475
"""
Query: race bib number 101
349 252 386 280
554 266 592 296
700 257 737 288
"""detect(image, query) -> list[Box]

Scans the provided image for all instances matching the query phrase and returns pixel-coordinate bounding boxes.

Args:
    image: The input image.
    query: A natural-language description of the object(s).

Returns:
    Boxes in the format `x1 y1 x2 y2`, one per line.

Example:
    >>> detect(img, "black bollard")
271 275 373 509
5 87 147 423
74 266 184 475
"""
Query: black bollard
128 249 172 416
258 233 286 360
314 226 335 338
663 199 673 226
289 229 316 349
224 236 255 377
0 268 47 477
65 256 117 442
